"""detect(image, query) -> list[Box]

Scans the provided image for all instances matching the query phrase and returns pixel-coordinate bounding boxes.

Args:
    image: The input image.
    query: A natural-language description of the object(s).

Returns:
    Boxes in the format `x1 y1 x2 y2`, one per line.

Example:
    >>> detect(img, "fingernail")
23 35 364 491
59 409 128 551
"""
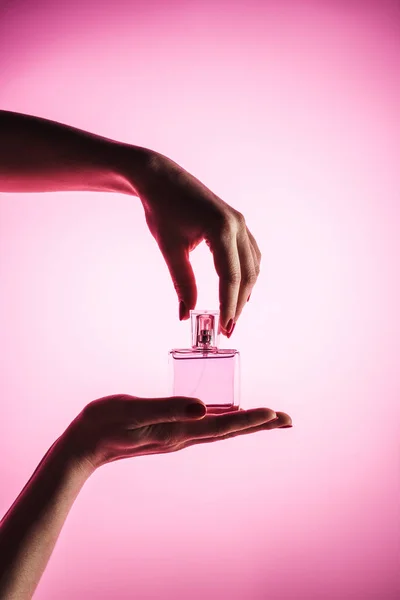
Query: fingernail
227 323 236 339
226 318 234 335
247 294 251 302
179 301 186 321
280 425 293 429
186 403 206 418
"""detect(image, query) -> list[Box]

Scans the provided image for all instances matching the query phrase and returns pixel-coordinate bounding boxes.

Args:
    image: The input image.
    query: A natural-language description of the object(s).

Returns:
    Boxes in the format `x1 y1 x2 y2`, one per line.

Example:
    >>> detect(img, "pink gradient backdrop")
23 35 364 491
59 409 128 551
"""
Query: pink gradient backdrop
1 0 399 598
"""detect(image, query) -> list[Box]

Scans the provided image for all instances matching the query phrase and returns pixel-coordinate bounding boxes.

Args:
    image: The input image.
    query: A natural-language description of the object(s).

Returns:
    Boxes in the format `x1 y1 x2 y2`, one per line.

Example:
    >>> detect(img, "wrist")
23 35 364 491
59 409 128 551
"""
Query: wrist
103 140 155 199
52 429 96 482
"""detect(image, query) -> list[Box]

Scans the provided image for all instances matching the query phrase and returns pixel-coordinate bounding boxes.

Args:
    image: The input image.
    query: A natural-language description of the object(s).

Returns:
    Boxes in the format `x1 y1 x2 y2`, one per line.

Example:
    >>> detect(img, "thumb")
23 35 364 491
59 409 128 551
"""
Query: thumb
132 397 207 425
160 244 197 320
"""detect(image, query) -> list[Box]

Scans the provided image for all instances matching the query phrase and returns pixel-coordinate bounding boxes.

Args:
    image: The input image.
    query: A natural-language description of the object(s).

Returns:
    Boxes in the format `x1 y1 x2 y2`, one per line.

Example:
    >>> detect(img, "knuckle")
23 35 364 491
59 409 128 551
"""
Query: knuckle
173 281 193 295
235 211 246 228
224 211 238 229
222 272 241 286
264 409 277 422
221 210 243 235
243 272 258 286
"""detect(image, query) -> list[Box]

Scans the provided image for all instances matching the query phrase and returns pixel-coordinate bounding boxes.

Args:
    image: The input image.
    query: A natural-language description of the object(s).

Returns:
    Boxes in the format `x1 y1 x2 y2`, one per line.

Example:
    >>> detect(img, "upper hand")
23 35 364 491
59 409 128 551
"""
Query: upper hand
65 395 292 472
132 151 261 336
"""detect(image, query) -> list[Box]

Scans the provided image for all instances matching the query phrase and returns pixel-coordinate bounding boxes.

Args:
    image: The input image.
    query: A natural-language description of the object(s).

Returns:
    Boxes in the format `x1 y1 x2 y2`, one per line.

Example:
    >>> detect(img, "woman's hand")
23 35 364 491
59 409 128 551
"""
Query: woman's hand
129 151 261 336
0 394 291 598
65 395 292 472
0 111 261 336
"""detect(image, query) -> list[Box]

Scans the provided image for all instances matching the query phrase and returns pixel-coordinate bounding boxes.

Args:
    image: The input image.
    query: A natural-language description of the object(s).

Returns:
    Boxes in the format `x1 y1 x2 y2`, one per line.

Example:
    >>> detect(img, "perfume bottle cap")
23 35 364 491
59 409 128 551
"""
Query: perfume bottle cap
191 310 220 350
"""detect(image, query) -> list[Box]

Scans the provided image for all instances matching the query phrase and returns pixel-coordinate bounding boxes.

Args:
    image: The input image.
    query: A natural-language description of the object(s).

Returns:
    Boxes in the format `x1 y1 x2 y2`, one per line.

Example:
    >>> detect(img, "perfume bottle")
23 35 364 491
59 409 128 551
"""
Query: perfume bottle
169 310 240 414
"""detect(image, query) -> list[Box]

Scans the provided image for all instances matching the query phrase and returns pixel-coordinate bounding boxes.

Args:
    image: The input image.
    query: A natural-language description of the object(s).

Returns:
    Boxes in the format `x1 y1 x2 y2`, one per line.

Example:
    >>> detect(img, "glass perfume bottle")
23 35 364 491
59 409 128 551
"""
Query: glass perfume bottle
169 310 240 414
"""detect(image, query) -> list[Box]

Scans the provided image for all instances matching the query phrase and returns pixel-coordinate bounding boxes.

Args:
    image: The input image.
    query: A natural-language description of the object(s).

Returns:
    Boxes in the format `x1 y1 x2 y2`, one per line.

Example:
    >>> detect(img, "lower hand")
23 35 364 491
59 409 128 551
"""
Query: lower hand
64 395 292 472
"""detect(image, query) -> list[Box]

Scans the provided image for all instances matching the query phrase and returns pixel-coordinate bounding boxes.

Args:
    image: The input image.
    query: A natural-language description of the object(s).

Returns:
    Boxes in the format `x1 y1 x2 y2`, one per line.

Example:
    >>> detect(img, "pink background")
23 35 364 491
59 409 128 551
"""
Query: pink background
1 0 399 598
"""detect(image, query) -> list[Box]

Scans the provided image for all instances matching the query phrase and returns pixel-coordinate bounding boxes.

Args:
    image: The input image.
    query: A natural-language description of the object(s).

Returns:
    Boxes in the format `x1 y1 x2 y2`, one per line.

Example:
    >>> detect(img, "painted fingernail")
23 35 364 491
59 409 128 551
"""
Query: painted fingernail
226 318 234 334
247 294 251 302
186 403 206 418
227 323 236 339
280 425 293 428
179 301 186 321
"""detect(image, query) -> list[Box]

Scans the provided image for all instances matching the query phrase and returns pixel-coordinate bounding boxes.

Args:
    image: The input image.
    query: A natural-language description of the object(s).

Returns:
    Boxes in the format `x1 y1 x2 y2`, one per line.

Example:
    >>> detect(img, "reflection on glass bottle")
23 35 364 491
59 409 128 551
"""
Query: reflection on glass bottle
169 310 240 414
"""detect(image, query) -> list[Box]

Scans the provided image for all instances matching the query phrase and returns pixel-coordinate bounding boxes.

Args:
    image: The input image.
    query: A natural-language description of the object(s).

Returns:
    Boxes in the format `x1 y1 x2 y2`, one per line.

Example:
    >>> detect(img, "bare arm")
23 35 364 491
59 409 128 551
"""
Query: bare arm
0 109 261 331
0 435 93 599
0 109 143 195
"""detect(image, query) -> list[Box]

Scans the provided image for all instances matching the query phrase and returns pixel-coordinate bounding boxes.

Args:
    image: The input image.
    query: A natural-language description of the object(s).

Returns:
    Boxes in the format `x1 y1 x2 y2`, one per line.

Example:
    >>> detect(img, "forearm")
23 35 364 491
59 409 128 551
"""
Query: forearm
0 110 146 195
0 434 94 599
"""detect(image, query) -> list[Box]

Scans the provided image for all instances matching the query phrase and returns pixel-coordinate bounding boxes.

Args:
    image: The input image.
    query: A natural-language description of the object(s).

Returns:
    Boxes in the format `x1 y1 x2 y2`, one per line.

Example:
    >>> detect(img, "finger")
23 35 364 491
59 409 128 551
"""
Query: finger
264 411 292 428
112 411 292 454
246 228 261 303
246 227 262 263
234 234 258 324
180 411 292 448
159 243 197 320
246 242 259 303
180 407 277 441
248 240 258 267
114 396 207 426
207 228 241 334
